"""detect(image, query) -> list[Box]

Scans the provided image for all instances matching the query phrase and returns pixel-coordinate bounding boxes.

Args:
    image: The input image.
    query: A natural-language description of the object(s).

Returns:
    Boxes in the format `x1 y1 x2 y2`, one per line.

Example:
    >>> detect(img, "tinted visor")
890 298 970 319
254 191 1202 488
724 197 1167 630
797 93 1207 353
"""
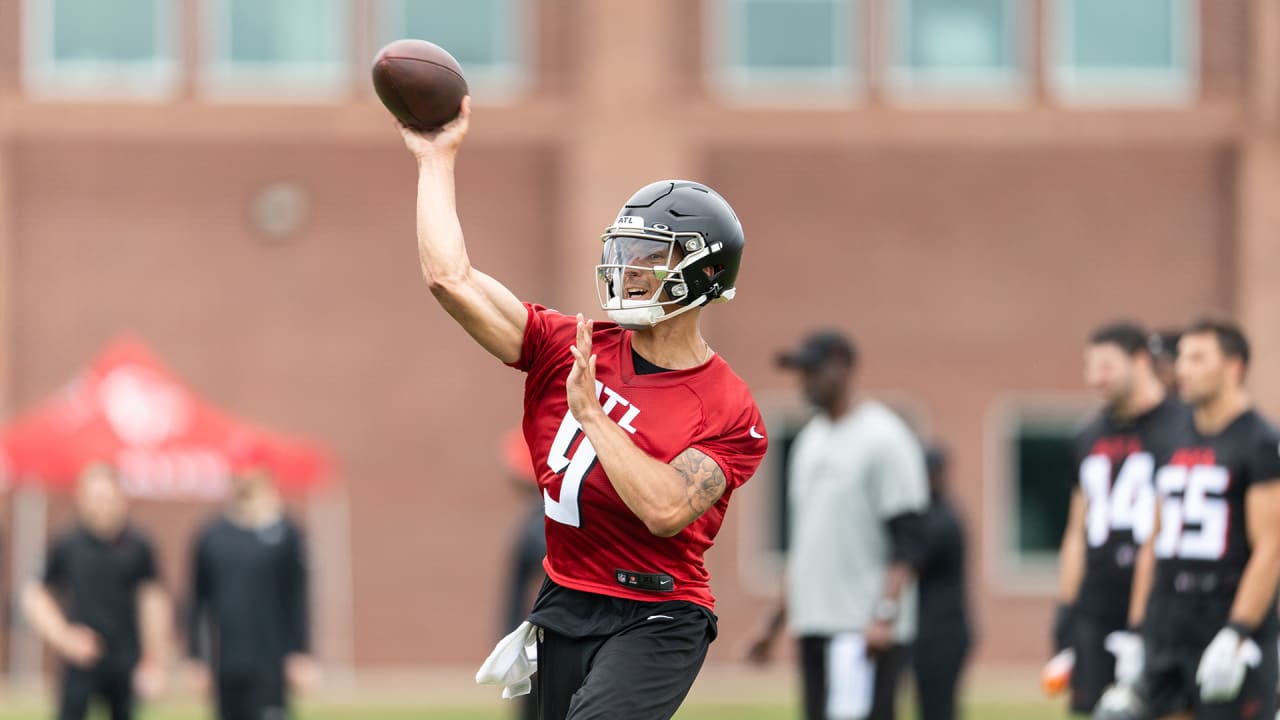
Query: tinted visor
601 236 676 270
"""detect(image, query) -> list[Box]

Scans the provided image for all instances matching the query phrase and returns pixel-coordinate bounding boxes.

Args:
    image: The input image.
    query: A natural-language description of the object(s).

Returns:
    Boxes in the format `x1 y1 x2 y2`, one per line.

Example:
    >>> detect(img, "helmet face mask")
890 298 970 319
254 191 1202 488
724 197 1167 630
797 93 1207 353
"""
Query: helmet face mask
596 181 745 330
597 228 703 329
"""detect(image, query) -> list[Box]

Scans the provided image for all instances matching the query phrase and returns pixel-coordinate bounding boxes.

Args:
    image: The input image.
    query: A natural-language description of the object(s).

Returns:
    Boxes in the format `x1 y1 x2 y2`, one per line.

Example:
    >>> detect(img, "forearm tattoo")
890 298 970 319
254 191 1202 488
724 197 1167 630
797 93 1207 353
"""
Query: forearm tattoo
672 448 727 518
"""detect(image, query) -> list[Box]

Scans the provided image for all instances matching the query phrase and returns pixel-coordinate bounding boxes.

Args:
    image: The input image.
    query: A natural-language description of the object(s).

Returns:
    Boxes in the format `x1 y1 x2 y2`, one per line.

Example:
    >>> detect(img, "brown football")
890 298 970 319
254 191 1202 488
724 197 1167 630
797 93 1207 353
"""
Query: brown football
371 39 468 130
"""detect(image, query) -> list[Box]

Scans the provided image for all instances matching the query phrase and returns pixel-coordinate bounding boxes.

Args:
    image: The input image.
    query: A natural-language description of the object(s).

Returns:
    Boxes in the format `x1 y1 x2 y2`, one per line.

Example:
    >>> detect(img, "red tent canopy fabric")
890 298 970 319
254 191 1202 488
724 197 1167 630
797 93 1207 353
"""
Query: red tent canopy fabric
0 339 332 499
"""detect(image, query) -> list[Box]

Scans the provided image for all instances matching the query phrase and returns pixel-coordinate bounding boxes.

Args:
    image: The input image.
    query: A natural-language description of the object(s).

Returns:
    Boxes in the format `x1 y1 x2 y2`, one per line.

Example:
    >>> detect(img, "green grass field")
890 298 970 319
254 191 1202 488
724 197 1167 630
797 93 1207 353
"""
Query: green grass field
0 698 1060 719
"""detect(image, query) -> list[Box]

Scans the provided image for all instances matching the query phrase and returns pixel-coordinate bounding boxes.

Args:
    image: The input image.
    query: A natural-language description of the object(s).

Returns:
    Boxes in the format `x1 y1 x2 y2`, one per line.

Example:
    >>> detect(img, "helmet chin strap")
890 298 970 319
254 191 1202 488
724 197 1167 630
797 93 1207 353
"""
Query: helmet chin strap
607 296 709 330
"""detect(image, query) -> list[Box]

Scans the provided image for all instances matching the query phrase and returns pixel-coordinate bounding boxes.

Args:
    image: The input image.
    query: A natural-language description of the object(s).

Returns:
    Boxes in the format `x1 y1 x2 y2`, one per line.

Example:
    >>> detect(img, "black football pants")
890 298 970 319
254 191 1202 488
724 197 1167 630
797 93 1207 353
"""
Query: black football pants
534 605 712 720
216 668 288 720
912 629 971 720
59 665 134 720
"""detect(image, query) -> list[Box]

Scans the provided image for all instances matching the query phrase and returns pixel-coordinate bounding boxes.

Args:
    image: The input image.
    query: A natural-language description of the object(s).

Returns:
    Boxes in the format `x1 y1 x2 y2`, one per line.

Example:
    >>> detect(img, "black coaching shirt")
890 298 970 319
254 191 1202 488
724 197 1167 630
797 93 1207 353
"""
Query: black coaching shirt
1152 408 1280 588
916 496 971 642
188 515 309 676
42 525 158 670
1073 396 1190 618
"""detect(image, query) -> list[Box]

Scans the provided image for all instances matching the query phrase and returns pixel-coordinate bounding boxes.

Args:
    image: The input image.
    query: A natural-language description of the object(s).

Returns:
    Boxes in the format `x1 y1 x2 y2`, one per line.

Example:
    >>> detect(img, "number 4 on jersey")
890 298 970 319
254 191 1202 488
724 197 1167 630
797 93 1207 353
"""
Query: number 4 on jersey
1080 452 1156 547
543 409 599 528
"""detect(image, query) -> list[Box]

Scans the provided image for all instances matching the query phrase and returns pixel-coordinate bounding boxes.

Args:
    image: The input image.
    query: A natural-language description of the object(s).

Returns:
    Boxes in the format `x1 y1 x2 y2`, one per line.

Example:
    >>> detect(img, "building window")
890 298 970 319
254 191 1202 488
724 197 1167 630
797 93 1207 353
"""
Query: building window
712 0 858 103
22 0 179 100
886 0 1025 100
203 0 349 100
1011 421 1076 558
986 399 1091 593
380 0 527 99
1050 0 1197 105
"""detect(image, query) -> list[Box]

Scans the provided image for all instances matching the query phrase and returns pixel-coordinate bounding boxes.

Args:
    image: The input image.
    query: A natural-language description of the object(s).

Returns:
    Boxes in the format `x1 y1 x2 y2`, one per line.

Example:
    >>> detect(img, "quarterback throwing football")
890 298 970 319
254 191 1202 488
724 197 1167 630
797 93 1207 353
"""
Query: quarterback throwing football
398 100 768 719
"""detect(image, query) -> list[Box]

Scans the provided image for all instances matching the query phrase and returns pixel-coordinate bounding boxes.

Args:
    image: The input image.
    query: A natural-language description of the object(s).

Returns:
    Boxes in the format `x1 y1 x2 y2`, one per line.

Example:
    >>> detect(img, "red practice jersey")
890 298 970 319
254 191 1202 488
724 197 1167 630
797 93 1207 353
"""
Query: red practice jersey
509 304 767 610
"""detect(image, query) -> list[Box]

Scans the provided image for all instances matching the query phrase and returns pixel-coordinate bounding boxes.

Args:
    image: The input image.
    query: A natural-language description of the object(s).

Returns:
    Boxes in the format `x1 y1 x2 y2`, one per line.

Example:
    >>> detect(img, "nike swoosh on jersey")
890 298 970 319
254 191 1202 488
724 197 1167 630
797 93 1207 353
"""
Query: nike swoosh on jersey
749 425 765 439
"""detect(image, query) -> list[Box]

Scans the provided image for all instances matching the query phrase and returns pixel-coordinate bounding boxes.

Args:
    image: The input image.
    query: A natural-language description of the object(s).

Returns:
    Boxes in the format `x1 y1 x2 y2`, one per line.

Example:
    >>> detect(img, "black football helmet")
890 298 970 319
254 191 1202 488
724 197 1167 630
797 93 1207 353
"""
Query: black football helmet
597 180 745 329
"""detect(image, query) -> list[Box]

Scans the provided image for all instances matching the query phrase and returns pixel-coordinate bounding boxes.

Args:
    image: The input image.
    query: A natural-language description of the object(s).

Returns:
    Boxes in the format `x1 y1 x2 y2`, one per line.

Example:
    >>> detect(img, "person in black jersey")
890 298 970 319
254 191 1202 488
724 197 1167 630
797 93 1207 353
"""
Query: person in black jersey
912 446 973 720
1150 329 1182 395
499 429 545 720
23 463 171 720
1049 322 1190 716
186 451 317 720
1116 318 1280 720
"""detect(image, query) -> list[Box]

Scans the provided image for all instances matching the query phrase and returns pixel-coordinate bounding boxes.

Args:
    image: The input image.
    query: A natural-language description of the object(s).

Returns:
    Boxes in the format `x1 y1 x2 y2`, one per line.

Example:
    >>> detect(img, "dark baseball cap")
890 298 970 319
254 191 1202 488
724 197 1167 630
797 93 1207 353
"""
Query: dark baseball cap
1148 329 1182 360
776 330 857 370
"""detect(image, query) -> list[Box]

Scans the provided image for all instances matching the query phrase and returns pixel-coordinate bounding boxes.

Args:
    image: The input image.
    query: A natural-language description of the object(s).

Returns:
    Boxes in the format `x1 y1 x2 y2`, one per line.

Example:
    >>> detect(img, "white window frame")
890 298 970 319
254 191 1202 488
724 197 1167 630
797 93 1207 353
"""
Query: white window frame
200 0 352 102
983 394 1094 597
1048 0 1199 106
21 0 180 101
884 0 1028 104
377 0 530 103
708 0 860 107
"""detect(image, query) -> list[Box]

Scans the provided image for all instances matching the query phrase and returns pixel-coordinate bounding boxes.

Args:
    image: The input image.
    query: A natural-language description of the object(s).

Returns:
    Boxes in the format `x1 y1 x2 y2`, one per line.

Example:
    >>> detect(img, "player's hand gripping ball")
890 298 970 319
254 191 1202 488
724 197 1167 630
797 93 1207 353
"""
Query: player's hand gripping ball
371 39 468 130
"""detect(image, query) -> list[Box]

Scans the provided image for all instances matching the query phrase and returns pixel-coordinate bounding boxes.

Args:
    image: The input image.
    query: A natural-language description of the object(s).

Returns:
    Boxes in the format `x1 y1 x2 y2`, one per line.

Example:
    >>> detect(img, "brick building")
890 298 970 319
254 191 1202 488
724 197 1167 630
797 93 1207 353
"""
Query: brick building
0 0 1277 675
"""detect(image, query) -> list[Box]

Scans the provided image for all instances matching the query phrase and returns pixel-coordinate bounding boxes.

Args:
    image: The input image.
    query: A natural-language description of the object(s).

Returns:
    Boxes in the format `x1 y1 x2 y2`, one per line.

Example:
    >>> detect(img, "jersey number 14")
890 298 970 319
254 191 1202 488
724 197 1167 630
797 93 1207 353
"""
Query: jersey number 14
1080 452 1156 547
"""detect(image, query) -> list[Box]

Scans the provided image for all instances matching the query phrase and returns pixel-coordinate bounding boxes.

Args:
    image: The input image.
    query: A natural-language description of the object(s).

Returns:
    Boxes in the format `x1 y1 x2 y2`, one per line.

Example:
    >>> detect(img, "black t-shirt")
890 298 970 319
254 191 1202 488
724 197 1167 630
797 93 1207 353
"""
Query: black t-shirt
1151 408 1280 591
1073 395 1190 617
42 524 158 669
631 347 671 375
504 497 549 631
188 515 309 676
916 497 970 639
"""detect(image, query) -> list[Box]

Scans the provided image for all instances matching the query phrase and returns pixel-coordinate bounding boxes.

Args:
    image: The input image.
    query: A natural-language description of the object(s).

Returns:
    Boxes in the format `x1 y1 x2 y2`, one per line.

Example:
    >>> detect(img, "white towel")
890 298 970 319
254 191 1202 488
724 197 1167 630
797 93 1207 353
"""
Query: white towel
476 621 539 699
826 632 874 720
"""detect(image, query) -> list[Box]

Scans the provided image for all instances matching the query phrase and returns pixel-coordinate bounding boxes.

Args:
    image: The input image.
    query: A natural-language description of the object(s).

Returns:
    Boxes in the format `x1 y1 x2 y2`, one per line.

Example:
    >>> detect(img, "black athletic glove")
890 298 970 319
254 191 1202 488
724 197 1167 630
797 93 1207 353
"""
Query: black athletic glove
1053 602 1077 653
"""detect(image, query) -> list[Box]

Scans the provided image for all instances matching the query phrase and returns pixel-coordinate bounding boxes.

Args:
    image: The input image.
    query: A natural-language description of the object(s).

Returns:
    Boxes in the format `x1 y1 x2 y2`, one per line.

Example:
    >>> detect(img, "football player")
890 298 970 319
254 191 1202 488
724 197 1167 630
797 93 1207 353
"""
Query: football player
397 101 768 720
1050 322 1189 716
1113 318 1280 719
1150 329 1182 394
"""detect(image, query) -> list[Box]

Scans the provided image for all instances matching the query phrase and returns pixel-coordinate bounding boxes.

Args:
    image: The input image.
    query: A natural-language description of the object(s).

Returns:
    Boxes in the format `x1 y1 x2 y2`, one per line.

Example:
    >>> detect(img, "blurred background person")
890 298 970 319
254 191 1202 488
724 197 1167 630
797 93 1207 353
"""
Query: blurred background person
187 444 316 720
1150 329 1183 394
22 462 170 720
499 428 544 720
744 330 928 720
912 445 973 720
1119 319 1280 720
1047 322 1186 716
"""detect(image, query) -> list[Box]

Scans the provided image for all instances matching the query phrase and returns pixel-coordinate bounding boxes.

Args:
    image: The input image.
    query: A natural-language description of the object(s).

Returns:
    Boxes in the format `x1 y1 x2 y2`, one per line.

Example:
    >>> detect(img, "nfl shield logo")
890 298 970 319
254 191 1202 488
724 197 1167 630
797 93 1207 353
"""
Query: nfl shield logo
617 572 626 583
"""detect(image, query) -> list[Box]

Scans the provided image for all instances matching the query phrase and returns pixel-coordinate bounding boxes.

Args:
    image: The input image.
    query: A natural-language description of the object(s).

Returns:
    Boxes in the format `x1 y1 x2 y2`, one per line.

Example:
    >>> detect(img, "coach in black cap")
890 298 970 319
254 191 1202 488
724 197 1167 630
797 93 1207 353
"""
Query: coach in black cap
746 328 928 720
776 329 857 370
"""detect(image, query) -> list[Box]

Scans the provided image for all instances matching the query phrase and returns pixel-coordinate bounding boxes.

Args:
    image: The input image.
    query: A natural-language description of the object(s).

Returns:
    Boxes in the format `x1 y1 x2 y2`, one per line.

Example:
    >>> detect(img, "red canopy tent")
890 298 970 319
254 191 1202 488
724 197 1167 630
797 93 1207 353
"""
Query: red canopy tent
0 338 331 498
0 339 341 680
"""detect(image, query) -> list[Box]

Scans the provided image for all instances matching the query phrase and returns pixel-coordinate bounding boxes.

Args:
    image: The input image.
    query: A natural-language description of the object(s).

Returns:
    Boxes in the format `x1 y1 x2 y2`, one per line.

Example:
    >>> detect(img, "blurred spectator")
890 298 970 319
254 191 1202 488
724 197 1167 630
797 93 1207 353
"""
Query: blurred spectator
500 428 544 720
23 462 171 720
186 446 316 720
744 331 929 720
911 446 973 720
1149 329 1182 394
